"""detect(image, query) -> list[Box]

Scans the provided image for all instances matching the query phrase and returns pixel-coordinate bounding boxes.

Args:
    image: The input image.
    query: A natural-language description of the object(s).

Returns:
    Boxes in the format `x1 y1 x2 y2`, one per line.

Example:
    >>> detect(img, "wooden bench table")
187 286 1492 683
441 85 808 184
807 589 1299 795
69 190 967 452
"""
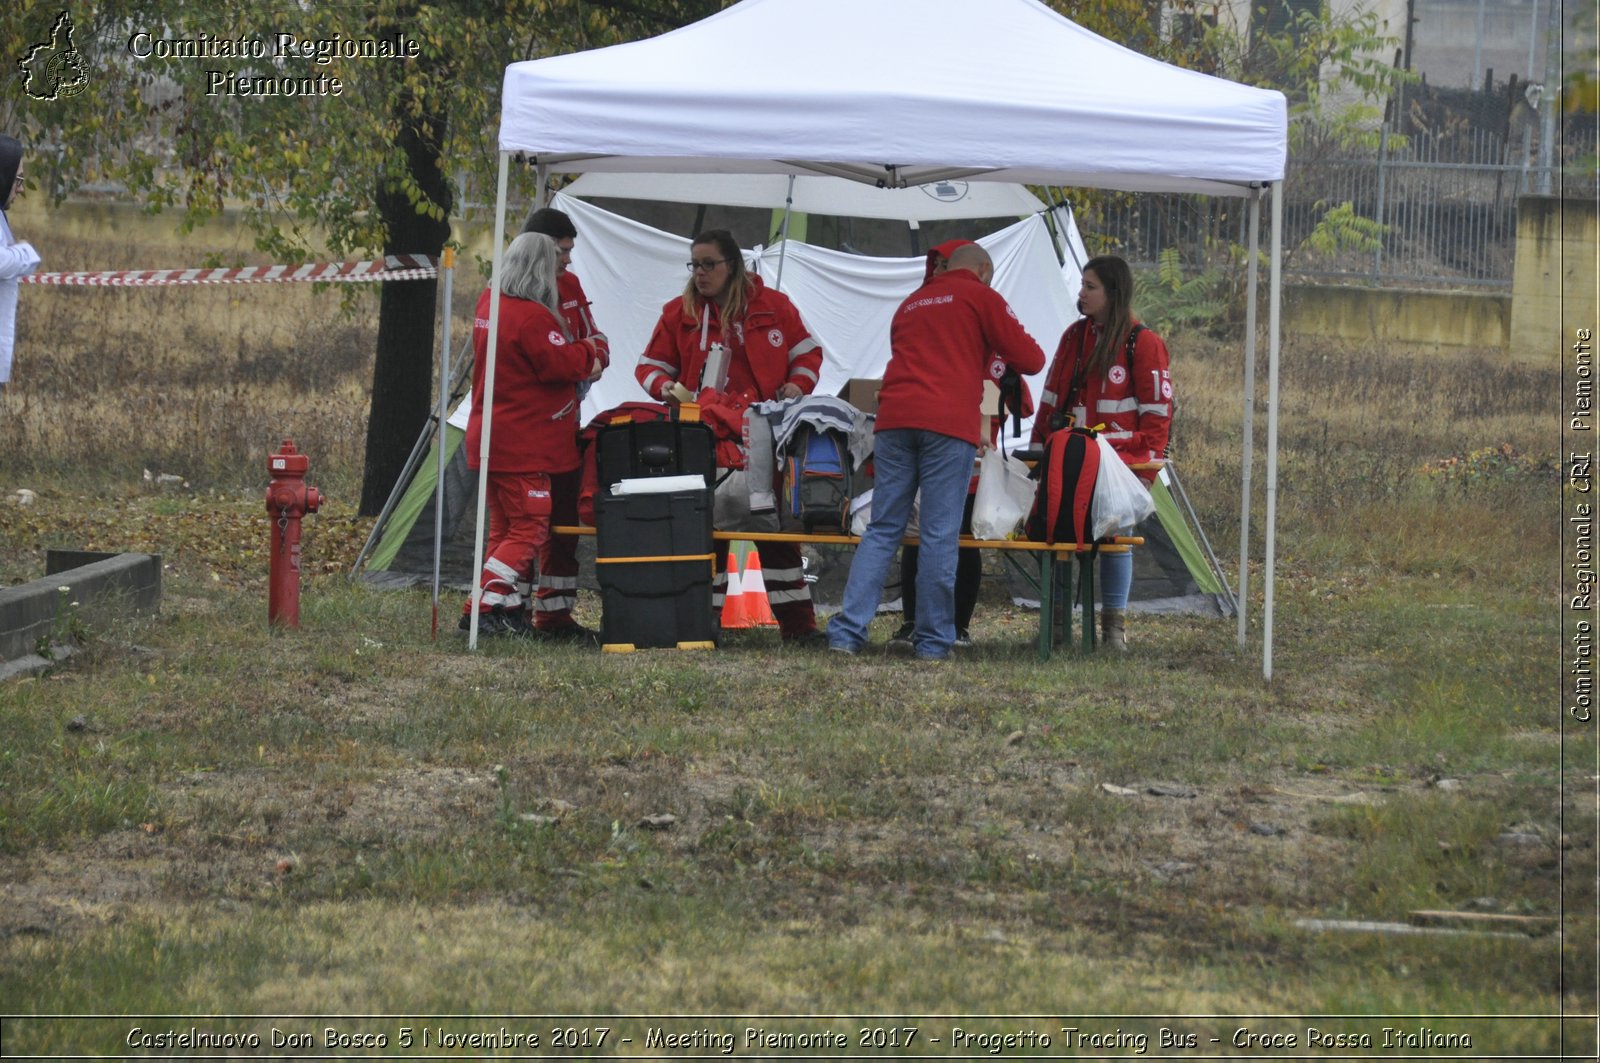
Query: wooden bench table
555 524 1140 661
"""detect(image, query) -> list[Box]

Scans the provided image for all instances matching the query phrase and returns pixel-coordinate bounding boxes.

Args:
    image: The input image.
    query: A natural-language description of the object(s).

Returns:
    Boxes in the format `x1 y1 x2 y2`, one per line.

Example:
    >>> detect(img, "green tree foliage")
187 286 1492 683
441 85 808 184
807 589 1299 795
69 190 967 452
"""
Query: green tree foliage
2 0 726 513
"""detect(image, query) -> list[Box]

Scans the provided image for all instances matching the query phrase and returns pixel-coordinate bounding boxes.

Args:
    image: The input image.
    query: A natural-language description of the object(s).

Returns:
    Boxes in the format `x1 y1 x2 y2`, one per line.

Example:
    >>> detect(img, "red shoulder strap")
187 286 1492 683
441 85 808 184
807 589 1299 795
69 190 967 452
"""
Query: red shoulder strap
1073 432 1102 544
1044 431 1069 545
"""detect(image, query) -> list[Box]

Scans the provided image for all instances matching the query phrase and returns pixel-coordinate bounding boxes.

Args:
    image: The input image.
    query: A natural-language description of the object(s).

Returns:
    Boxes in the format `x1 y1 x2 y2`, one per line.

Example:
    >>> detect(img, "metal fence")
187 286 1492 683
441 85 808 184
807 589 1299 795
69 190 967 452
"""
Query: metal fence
1081 120 1597 290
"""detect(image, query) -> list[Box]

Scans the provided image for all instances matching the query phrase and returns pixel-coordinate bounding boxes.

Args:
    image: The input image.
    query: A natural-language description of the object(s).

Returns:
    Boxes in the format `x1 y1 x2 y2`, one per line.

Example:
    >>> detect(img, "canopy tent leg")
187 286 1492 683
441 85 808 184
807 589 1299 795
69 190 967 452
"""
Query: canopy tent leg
468 151 513 650
1238 188 1261 648
773 174 796 290
431 248 456 638
1263 181 1283 681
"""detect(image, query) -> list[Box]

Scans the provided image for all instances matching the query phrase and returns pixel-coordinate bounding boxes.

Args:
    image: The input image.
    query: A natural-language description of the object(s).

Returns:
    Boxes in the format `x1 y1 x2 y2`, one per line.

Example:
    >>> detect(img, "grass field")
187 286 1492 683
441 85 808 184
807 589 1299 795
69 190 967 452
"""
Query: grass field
0 224 1592 1057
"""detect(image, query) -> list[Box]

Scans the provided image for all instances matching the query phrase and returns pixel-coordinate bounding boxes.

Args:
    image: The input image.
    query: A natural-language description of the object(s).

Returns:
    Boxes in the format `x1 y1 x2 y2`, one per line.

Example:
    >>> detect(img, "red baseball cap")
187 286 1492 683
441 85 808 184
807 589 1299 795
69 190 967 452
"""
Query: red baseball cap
924 238 978 283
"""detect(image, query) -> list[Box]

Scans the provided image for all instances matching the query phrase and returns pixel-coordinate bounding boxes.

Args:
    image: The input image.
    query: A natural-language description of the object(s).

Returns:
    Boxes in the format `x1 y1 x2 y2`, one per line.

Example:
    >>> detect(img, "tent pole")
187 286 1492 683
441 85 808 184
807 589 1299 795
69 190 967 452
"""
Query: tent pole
431 247 456 639
1238 189 1261 649
1263 181 1284 681
773 174 796 290
469 151 513 650
1048 192 1082 271
534 163 549 210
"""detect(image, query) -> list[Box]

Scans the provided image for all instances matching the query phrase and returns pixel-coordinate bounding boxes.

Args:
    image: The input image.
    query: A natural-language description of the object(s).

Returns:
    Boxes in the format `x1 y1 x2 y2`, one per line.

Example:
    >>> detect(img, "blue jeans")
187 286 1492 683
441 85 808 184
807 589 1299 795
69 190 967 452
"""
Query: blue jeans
1100 548 1132 610
828 429 977 659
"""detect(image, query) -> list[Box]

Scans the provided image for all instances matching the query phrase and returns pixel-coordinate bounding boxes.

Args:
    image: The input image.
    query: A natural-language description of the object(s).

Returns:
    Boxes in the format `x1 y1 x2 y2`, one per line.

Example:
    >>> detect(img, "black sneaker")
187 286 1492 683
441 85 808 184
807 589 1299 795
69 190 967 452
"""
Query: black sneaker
955 628 973 648
538 622 600 646
460 610 534 638
783 628 831 649
888 622 915 648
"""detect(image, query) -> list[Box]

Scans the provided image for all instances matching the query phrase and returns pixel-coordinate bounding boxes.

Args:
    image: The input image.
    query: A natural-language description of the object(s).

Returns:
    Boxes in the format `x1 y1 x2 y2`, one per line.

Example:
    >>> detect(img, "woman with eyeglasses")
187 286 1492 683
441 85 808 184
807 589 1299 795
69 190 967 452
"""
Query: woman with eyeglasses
636 229 827 645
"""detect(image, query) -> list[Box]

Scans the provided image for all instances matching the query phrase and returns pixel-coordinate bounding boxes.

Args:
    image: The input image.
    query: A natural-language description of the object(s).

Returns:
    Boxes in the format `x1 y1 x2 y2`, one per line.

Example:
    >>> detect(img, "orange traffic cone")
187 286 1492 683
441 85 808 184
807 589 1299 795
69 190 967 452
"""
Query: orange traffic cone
737 549 779 627
720 550 753 629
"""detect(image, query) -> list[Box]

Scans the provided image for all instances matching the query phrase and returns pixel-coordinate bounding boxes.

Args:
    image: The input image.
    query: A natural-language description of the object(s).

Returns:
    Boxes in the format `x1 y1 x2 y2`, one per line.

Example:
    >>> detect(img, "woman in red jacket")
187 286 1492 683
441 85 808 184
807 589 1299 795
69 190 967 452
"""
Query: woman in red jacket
1031 254 1171 652
462 232 608 637
635 229 827 644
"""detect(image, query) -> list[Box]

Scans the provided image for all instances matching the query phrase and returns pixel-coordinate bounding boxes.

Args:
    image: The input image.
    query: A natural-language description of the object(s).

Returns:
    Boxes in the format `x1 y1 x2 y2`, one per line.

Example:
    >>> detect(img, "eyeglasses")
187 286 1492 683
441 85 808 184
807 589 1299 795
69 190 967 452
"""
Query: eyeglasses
687 258 731 273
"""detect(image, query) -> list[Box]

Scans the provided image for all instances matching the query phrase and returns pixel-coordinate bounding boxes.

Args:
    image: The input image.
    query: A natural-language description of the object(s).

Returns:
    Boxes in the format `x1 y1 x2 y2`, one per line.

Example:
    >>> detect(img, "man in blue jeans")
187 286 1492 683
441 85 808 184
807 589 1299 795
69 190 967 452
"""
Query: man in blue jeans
828 244 1045 660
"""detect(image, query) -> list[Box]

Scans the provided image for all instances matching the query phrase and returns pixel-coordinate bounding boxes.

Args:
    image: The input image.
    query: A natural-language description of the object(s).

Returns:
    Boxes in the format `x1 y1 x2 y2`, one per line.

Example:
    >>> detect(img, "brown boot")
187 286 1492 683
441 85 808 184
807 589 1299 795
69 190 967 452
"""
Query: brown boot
1099 608 1128 653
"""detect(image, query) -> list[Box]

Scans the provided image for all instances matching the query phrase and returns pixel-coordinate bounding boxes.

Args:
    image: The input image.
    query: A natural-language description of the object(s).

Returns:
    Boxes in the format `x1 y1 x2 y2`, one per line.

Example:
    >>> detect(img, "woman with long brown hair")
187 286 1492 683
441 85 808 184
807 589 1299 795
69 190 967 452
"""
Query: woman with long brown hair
1031 254 1172 651
636 229 827 644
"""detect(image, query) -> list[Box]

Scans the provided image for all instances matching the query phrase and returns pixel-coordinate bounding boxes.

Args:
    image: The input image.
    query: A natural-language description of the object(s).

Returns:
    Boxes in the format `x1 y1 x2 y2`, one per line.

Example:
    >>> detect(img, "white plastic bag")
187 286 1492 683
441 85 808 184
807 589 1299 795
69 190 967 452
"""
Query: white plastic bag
1091 436 1155 539
848 488 919 537
713 467 779 533
971 447 1034 540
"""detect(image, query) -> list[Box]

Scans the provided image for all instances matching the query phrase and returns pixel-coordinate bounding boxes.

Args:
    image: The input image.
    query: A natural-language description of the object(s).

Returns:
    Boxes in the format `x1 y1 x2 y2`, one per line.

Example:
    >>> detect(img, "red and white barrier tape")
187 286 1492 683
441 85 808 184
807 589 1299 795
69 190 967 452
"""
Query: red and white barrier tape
21 254 439 287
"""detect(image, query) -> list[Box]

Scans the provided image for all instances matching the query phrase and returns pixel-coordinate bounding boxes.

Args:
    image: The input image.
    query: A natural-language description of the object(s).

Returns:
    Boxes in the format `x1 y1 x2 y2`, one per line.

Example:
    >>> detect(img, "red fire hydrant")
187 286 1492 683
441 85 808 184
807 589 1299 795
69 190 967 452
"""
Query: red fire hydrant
266 438 322 628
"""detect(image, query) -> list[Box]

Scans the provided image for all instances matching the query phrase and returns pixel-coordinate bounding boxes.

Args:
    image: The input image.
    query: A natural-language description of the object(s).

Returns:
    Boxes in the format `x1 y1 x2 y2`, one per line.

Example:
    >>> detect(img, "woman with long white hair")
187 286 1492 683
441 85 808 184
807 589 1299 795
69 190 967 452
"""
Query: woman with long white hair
462 232 608 636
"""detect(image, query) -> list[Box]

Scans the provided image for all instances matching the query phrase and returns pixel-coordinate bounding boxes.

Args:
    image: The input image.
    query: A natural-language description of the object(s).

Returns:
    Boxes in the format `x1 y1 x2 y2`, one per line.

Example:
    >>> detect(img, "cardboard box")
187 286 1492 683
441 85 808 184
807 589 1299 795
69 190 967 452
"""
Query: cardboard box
978 379 1002 438
841 377 882 414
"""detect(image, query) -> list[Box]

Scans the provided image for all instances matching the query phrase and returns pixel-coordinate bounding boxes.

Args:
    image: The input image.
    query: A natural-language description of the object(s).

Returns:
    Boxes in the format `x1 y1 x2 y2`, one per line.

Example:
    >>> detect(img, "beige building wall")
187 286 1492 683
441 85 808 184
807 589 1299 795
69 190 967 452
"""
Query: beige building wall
1284 283 1510 351
1510 195 1600 363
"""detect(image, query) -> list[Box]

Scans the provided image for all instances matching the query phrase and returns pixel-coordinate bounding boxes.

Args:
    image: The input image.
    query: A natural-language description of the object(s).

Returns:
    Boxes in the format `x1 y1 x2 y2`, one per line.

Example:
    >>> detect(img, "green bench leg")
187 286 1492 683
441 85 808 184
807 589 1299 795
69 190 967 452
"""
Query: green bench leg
1037 549 1052 661
1078 552 1097 652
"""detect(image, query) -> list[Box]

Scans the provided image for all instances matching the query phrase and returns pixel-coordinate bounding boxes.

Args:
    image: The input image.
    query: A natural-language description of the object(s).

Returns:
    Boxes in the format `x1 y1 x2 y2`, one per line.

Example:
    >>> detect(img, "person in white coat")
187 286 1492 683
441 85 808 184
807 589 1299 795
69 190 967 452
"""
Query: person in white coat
0 135 42 393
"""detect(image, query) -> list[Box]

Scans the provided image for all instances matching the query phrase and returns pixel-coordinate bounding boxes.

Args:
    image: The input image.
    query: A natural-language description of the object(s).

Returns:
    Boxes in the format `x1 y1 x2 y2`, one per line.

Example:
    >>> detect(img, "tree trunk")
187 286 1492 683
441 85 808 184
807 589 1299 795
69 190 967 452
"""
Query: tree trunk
358 97 453 517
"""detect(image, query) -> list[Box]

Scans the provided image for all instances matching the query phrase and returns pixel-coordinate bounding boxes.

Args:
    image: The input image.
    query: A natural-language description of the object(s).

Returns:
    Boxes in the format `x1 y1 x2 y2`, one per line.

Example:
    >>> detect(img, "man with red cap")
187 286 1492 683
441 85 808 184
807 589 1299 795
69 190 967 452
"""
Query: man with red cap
890 239 1032 651
923 238 976 285
829 242 1044 660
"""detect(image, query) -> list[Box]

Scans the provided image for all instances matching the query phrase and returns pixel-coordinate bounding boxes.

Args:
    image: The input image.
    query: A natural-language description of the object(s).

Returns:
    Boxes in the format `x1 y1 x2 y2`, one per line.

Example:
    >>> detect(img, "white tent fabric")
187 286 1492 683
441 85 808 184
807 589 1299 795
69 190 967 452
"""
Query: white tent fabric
563 173 1048 222
560 191 1075 438
448 194 1079 446
476 0 1287 675
501 0 1285 196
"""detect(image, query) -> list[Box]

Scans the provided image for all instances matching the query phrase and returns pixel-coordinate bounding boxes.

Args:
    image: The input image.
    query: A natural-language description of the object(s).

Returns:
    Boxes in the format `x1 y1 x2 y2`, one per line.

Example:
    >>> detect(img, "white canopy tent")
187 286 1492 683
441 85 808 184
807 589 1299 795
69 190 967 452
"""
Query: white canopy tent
475 0 1287 676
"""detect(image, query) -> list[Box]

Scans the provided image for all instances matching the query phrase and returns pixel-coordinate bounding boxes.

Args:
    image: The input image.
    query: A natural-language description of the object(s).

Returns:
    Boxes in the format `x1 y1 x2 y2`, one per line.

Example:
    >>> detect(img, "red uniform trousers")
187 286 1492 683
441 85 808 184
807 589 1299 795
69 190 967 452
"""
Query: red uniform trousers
533 467 582 630
467 471 552 616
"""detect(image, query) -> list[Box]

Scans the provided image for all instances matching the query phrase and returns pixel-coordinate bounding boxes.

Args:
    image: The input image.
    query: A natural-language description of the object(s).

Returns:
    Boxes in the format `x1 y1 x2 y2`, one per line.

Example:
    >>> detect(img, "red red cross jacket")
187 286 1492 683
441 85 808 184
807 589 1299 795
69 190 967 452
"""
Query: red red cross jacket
557 270 597 340
876 268 1046 446
465 288 607 474
635 275 823 404
1032 317 1171 479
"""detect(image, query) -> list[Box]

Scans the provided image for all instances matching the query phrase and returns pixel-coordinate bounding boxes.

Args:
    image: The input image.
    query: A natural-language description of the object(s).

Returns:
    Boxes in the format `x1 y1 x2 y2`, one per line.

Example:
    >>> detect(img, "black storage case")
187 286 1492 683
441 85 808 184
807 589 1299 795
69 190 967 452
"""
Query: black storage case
595 484 716 650
595 489 714 559
593 420 715 491
597 557 716 649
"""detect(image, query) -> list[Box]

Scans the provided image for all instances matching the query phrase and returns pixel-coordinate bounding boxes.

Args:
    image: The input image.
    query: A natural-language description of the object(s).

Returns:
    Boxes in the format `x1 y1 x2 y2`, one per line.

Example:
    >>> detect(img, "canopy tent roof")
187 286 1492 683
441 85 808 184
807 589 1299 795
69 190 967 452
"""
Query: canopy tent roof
501 0 1286 196
562 173 1048 222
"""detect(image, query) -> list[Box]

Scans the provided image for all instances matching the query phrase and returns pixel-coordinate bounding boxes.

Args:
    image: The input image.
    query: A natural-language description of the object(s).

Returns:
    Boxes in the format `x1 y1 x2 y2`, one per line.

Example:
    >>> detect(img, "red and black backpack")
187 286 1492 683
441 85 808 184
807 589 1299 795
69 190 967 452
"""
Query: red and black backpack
1025 426 1102 546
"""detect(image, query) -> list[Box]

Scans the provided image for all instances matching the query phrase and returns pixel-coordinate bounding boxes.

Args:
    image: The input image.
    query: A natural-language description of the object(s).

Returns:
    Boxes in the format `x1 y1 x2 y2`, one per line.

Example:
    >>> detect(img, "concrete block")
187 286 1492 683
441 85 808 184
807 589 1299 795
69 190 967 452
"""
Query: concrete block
0 553 161 668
